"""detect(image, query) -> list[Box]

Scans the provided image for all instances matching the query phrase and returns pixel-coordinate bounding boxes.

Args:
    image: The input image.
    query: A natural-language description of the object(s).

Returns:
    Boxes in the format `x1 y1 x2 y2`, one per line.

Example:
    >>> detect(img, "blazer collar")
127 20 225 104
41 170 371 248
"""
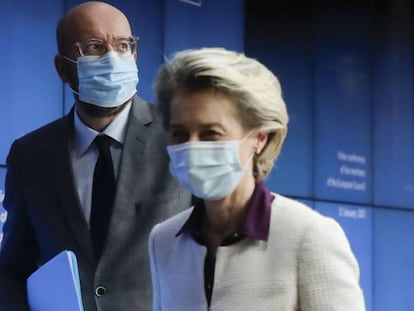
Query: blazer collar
50 110 96 266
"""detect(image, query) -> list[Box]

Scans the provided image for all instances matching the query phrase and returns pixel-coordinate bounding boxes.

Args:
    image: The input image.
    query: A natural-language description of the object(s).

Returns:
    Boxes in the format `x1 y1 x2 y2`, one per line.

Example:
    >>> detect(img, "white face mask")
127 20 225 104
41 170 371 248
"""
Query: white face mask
167 139 253 201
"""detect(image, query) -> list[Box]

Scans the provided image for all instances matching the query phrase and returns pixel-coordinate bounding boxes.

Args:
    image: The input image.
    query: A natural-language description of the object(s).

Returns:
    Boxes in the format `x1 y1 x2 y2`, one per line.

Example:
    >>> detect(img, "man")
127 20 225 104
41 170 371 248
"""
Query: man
0 2 190 311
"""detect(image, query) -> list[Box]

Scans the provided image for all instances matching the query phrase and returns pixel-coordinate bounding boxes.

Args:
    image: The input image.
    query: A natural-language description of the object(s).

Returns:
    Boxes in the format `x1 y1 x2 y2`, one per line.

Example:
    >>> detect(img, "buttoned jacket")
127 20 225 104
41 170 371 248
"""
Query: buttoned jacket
0 95 191 311
149 194 366 311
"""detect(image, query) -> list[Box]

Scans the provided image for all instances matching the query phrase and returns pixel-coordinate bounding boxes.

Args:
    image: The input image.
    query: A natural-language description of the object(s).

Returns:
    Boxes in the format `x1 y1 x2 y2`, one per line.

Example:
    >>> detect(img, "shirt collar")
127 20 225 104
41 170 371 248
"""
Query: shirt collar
176 182 274 242
72 101 132 157
239 181 274 240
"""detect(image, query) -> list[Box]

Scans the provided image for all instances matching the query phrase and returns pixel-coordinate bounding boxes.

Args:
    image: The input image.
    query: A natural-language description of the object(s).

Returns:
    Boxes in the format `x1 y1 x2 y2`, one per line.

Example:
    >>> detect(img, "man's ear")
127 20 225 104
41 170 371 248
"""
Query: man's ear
133 51 137 62
54 54 70 83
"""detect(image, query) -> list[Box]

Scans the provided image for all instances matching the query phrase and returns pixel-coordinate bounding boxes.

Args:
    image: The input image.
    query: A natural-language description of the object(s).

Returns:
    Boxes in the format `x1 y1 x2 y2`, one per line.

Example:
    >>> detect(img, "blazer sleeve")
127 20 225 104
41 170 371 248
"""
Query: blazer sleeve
0 141 36 311
297 216 366 311
148 224 162 311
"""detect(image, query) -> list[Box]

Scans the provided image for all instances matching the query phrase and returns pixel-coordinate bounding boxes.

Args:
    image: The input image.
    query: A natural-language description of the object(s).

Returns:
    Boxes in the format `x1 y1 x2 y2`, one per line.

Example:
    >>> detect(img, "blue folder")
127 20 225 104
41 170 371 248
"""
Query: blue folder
27 250 84 311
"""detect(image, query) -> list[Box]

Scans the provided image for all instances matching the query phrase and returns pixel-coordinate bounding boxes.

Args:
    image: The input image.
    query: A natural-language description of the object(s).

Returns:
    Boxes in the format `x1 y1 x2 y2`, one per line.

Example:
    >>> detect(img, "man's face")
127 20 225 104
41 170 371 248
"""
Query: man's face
55 3 134 92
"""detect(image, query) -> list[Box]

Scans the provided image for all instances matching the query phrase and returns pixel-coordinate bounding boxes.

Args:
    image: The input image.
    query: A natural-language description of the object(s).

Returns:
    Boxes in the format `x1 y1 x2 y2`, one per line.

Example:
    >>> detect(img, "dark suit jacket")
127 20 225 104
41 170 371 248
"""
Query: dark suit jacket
0 96 191 311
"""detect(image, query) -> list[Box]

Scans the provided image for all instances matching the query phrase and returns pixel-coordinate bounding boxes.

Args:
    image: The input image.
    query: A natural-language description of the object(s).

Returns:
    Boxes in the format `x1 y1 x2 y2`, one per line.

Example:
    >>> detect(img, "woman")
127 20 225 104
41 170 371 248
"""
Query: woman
149 47 365 311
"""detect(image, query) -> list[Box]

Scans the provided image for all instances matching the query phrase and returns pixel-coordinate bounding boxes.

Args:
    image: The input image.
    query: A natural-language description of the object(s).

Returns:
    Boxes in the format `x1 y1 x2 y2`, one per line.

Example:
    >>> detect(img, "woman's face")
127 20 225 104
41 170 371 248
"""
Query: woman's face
168 90 256 166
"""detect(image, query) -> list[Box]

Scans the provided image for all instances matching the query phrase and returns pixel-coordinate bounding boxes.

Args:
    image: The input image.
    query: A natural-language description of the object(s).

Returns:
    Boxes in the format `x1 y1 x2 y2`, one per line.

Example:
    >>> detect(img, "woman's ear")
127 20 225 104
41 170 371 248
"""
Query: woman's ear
254 131 268 154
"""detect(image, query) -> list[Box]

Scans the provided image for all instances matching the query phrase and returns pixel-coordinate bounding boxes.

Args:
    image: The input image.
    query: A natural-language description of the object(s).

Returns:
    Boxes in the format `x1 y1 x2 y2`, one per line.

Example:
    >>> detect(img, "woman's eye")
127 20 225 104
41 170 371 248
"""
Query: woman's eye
202 130 220 139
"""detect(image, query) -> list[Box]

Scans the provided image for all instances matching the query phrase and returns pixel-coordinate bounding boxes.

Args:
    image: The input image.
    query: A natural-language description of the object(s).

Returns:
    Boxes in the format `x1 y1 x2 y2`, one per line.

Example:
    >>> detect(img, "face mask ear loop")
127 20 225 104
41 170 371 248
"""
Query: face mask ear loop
243 153 255 170
63 55 78 64
61 56 80 97
239 130 254 145
238 130 256 170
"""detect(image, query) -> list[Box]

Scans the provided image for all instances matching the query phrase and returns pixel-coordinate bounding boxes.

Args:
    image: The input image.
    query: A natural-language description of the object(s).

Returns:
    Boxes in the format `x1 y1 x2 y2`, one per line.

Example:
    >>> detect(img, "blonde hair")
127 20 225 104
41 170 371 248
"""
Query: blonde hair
154 47 289 180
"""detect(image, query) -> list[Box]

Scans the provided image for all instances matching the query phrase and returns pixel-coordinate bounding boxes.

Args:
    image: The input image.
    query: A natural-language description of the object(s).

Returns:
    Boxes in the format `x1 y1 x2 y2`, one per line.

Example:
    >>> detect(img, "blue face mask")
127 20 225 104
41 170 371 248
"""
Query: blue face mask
167 139 253 201
66 51 139 108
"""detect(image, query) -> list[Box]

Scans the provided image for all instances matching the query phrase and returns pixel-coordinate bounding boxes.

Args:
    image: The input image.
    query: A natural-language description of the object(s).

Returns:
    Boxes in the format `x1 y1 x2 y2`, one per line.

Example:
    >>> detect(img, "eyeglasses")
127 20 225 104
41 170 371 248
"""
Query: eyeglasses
68 36 139 57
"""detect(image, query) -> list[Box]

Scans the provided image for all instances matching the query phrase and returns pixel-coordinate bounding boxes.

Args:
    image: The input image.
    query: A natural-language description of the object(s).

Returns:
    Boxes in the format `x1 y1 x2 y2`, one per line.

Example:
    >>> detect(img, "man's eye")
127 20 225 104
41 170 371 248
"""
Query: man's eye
116 41 131 52
169 130 188 143
83 42 104 55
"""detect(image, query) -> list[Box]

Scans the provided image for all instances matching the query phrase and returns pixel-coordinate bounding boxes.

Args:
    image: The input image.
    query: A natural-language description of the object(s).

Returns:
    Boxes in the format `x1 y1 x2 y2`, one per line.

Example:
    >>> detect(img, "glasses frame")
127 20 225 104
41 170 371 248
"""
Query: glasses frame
65 35 139 57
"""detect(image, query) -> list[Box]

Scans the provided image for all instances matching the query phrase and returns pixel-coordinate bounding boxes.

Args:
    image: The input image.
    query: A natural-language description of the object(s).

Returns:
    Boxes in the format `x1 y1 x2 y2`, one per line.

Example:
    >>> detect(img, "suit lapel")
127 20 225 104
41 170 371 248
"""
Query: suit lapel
50 110 96 266
103 96 154 251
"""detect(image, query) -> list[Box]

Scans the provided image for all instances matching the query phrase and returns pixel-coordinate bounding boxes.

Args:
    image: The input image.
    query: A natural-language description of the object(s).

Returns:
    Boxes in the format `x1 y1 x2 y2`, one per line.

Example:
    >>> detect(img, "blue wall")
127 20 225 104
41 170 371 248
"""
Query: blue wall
1 0 413 310
245 1 414 310
0 0 63 163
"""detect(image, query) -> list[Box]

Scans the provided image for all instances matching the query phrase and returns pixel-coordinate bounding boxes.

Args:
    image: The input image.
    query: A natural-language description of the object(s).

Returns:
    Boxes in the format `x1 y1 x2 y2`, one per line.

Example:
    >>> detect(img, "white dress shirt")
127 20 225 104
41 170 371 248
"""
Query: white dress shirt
70 102 131 224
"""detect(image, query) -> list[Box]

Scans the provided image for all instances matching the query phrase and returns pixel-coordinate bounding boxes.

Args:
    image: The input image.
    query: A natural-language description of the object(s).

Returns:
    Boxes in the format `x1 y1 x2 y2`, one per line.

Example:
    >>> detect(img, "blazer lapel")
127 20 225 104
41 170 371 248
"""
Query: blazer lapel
103 96 154 251
50 110 96 266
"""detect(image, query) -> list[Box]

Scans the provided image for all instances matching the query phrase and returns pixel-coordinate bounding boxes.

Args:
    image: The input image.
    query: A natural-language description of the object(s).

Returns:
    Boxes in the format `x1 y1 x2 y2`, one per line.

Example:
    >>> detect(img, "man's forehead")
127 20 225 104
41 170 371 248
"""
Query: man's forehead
64 13 131 42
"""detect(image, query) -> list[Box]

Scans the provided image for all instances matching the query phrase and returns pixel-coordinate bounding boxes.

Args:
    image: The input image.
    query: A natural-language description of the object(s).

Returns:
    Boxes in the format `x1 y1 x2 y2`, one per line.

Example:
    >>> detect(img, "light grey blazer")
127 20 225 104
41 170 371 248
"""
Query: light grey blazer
0 95 191 311
149 193 366 311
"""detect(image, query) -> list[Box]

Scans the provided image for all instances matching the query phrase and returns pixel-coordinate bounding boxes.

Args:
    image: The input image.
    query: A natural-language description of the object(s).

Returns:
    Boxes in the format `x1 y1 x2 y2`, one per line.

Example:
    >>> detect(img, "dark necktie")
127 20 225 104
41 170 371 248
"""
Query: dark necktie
90 135 116 259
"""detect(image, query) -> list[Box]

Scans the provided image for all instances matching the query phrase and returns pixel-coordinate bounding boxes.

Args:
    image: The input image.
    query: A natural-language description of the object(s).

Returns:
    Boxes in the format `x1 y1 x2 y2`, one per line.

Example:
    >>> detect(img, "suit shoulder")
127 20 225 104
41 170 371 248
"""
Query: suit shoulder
8 114 70 158
271 194 314 216
130 96 164 125
270 193 341 232
13 115 69 145
150 208 193 239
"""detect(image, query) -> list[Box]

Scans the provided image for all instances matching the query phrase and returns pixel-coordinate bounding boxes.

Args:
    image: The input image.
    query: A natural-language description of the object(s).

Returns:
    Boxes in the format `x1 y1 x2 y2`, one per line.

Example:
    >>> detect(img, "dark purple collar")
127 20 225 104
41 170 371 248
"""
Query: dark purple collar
176 182 274 242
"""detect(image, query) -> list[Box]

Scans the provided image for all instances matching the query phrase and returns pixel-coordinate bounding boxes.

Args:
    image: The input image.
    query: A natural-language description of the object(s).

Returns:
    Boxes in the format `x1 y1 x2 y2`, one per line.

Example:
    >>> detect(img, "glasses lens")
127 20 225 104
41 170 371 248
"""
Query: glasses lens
115 37 136 55
80 39 106 56
77 36 139 56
